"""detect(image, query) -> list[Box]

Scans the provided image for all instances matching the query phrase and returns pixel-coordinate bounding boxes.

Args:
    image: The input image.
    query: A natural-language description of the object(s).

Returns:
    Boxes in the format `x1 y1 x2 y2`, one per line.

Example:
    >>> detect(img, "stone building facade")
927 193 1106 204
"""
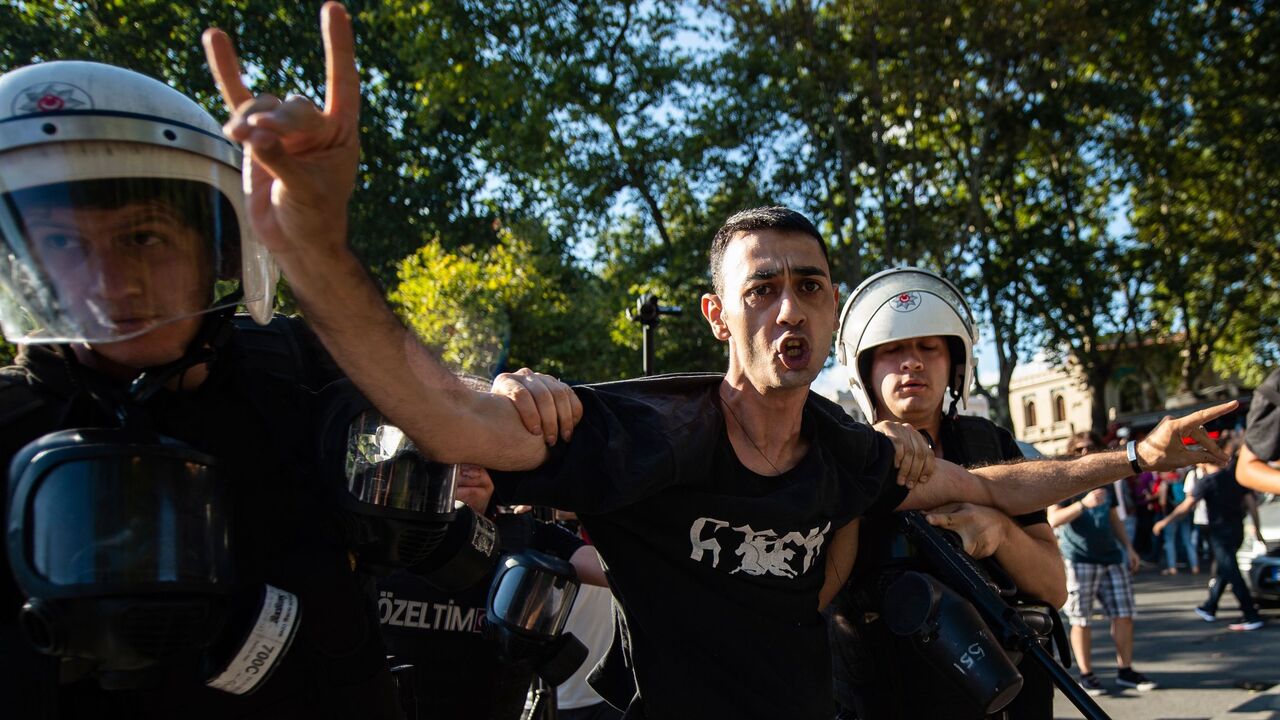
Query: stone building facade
1008 343 1250 455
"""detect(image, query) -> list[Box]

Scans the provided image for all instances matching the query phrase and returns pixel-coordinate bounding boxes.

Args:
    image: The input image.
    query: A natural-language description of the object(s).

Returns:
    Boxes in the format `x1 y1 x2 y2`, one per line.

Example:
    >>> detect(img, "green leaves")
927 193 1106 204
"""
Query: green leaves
3 0 1272 406
391 229 557 377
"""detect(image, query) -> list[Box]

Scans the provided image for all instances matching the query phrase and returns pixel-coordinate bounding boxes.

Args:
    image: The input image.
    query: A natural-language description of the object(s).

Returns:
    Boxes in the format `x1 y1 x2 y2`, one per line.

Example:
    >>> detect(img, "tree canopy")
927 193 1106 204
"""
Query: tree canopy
3 0 1276 429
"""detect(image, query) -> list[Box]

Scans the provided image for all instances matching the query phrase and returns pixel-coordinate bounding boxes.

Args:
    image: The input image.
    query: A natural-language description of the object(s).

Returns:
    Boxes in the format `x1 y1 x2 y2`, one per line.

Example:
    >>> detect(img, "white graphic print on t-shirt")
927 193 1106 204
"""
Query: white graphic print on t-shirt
689 517 832 578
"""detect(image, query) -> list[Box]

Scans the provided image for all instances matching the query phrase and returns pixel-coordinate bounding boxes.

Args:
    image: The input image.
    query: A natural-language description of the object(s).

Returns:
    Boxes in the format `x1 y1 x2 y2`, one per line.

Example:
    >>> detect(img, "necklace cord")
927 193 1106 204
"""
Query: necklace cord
718 389 785 477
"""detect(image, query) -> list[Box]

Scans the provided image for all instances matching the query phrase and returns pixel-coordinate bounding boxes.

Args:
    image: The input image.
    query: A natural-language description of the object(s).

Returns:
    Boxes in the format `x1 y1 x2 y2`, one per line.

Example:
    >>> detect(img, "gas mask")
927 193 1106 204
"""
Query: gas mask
6 428 299 694
340 407 460 571
408 498 499 592
322 380 499 589
484 550 588 685
883 571 1024 714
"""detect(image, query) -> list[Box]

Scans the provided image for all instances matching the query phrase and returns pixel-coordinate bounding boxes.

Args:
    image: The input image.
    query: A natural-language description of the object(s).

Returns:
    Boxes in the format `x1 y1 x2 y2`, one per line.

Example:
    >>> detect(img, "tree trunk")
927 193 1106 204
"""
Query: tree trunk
1086 364 1112 437
836 140 863 286
996 360 1015 431
1177 342 1204 397
795 1 862 285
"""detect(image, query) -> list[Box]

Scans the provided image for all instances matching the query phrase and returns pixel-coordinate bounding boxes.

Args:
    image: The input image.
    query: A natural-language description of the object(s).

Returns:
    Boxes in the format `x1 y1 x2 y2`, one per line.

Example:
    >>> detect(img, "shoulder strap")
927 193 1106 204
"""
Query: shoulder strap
806 389 866 433
230 314 308 384
0 365 80 478
804 391 894 489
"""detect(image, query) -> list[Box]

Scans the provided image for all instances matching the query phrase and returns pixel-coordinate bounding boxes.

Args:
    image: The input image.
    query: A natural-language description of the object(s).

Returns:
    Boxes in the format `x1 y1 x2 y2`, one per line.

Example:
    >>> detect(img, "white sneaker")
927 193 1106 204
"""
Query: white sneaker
1194 606 1216 622
1228 620 1264 631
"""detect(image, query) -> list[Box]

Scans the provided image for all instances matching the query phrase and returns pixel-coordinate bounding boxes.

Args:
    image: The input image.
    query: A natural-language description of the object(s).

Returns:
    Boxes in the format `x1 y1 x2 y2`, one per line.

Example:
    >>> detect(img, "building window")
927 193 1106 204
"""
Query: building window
1024 400 1038 428
1053 394 1067 424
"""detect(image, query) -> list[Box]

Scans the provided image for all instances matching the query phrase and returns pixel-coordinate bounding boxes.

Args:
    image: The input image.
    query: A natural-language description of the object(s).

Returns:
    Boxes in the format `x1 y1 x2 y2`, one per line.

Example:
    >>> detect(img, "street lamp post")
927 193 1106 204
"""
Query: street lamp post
628 294 682 377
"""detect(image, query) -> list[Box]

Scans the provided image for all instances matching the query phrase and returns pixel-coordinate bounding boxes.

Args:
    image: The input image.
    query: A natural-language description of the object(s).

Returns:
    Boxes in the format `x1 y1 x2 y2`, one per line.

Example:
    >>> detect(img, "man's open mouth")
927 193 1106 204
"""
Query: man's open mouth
777 337 811 370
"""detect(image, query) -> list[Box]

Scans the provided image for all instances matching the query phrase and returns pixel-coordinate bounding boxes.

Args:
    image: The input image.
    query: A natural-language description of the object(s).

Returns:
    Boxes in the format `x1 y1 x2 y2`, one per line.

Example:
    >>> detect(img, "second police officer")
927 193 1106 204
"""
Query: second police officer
830 268 1068 719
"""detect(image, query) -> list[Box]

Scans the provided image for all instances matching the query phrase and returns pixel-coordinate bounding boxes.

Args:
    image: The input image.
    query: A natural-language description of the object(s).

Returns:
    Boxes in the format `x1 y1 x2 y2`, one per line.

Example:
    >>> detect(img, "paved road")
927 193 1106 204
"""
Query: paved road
1052 499 1280 720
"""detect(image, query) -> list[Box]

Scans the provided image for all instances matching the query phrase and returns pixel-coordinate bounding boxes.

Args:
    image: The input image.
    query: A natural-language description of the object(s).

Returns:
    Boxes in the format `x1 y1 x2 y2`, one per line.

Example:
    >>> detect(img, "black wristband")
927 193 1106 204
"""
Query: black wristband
1125 440 1143 475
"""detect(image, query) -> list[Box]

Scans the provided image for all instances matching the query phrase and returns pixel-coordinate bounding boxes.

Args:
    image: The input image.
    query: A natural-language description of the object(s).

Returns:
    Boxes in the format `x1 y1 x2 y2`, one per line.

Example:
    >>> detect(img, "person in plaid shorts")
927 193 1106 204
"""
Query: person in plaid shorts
1048 431 1158 696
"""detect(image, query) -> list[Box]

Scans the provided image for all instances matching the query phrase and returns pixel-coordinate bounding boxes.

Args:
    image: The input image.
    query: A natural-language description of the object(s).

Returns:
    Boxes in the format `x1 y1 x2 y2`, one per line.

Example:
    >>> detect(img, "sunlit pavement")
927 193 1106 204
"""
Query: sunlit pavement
1052 498 1280 719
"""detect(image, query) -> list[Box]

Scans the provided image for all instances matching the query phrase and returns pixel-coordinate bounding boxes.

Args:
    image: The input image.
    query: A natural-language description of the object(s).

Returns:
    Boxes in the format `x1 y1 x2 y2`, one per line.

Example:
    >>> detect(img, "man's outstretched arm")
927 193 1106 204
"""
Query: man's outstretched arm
277 240 576 470
898 402 1237 516
201 4 579 470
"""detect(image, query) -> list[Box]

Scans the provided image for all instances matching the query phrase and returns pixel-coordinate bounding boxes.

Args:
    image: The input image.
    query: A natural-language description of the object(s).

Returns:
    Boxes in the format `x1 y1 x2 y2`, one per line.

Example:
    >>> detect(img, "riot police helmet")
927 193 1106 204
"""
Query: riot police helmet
0 60 277 347
835 267 977 421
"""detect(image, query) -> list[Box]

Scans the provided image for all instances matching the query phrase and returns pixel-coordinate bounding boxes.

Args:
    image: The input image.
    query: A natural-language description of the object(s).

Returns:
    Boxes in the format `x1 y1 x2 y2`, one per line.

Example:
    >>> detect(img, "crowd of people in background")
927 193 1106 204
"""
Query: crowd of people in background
1081 432 1268 579
1051 426 1273 698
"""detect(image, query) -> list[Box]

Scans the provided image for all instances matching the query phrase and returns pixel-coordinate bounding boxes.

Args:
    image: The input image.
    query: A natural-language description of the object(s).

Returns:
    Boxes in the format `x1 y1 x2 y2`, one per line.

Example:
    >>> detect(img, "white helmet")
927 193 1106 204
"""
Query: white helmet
0 60 277 344
835 267 977 422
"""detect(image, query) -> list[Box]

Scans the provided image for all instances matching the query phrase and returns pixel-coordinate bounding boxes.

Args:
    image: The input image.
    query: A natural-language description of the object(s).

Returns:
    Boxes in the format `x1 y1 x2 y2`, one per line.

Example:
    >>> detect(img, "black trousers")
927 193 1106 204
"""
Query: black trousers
1204 528 1260 622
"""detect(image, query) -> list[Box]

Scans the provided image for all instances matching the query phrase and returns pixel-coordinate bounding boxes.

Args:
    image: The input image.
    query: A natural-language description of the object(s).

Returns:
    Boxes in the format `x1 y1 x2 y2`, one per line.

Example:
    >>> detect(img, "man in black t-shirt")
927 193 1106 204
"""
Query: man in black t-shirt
1238 368 1280 494
492 371 907 719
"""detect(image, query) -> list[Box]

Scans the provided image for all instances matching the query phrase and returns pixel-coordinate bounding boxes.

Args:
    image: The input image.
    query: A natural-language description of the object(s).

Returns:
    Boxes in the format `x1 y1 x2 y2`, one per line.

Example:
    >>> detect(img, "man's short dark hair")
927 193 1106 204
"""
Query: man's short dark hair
709 206 828 293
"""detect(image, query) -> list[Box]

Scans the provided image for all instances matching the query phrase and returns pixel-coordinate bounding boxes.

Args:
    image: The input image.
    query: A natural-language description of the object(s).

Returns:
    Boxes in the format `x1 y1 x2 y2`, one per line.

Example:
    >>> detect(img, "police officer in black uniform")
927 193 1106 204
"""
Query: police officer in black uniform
0 56 573 718
0 57 418 718
829 268 1068 719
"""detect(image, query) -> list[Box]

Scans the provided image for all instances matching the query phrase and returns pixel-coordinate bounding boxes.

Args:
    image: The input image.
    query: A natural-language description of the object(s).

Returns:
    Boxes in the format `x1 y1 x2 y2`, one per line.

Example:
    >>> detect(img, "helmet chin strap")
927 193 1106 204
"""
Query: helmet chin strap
944 361 968 419
946 387 962 419
127 293 242 406
60 293 246 429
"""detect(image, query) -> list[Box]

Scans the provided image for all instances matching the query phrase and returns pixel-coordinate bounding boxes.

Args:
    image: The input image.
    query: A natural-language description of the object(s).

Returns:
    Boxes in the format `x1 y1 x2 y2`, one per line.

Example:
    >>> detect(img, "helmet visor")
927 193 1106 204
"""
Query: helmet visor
0 142 262 343
490 562 579 636
345 410 458 514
